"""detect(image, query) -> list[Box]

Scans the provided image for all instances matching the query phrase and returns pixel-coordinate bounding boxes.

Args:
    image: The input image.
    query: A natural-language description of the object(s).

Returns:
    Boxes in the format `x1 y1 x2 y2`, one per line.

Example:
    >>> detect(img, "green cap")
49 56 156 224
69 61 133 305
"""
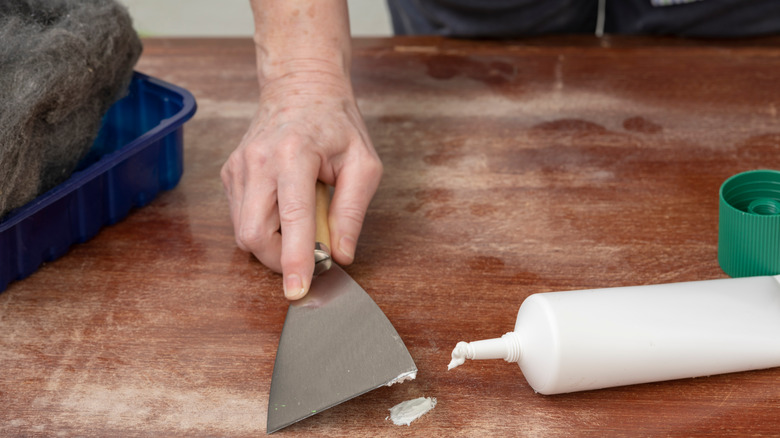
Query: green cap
718 170 780 277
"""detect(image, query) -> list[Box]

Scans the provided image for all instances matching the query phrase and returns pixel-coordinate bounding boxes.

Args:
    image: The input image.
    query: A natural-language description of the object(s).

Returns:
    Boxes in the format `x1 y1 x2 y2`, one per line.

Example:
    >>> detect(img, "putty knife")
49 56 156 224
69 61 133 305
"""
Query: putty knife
266 182 417 434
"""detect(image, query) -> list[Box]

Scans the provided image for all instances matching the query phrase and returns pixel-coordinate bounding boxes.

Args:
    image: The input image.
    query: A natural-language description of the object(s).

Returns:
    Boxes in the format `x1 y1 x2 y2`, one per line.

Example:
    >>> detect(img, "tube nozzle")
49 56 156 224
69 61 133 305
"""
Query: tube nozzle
447 332 522 371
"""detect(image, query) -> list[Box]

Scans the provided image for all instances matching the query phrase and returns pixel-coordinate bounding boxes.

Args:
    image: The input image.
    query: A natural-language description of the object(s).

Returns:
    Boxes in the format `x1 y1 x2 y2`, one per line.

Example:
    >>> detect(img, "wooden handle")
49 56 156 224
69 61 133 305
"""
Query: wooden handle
315 181 331 250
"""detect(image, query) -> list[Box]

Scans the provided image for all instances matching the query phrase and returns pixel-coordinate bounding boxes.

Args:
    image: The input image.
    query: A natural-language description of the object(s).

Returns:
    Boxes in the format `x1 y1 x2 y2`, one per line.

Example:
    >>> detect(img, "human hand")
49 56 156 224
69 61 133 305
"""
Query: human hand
220 65 382 300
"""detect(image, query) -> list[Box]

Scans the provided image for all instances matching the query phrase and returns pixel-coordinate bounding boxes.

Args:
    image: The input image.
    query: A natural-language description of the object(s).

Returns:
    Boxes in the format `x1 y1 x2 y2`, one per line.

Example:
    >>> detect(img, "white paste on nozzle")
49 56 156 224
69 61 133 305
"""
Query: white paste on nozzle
387 397 437 426
386 370 417 386
447 341 469 370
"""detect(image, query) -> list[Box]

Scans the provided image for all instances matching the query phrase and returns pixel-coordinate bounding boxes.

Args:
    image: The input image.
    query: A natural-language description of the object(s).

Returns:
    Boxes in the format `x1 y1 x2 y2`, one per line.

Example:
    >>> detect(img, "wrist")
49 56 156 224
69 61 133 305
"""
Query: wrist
250 0 352 84
257 53 350 84
257 60 354 106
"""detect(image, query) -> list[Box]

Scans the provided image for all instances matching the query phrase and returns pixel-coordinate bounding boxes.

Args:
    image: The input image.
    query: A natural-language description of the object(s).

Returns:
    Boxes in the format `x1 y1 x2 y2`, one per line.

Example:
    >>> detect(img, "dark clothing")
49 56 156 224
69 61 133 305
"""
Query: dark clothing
388 0 780 37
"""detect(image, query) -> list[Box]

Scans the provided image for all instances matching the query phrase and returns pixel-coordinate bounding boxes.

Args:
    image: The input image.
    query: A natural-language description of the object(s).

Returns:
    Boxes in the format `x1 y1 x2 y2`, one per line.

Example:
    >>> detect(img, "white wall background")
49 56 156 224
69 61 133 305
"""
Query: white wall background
118 0 393 37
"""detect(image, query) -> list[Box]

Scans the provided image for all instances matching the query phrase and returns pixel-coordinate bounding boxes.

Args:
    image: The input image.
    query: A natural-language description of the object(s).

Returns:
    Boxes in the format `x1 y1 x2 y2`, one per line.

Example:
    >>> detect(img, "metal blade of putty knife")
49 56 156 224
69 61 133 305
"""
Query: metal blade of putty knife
266 183 417 434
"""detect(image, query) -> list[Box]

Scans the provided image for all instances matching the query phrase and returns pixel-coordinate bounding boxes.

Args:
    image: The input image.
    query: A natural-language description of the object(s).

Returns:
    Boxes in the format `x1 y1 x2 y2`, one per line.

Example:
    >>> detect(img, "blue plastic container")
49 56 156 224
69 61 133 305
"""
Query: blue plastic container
0 72 197 293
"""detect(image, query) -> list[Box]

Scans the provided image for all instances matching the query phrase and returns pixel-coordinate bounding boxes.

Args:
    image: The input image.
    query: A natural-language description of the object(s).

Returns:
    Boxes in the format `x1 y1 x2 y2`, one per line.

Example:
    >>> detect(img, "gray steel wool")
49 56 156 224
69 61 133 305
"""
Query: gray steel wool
0 0 141 218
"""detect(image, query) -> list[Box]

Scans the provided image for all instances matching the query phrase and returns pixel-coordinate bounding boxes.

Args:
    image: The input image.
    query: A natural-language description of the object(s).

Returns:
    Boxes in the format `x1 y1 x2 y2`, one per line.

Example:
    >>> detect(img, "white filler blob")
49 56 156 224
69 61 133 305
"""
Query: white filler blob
386 370 417 386
387 397 437 426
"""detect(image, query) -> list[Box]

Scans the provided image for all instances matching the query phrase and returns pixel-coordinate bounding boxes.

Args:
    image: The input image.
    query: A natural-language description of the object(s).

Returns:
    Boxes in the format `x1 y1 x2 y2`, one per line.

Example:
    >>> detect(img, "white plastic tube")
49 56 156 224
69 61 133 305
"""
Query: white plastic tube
448 275 780 395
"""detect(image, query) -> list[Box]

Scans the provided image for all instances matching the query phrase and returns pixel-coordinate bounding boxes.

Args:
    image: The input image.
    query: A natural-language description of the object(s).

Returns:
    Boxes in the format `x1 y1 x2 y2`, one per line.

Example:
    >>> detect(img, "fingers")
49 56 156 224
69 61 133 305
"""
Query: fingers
277 157 319 300
223 135 381 301
222 141 322 302
221 151 284 273
238 179 283 274
329 146 383 266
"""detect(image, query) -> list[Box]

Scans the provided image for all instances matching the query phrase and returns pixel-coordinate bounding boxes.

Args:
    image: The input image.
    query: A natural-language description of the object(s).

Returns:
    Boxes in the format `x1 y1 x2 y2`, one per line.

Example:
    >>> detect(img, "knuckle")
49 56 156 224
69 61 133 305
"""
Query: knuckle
280 251 311 272
236 226 264 250
350 144 383 178
234 235 250 252
274 137 308 164
235 227 281 273
242 146 270 169
278 199 310 225
221 152 253 186
339 204 367 226
219 162 233 186
365 155 383 180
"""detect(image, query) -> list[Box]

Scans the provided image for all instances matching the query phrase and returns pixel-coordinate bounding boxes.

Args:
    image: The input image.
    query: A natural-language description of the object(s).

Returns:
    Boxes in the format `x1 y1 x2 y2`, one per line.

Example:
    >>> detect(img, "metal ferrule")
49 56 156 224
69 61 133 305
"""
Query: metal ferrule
313 242 332 277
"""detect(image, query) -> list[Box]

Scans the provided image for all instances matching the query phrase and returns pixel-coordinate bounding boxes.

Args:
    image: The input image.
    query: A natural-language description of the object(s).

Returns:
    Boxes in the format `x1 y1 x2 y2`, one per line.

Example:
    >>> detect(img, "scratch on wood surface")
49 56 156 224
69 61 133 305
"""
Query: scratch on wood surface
717 386 735 408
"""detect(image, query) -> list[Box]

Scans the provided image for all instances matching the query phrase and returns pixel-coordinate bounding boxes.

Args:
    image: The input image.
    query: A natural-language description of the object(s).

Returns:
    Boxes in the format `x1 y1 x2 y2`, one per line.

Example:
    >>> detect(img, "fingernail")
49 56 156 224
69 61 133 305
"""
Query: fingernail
338 235 356 261
284 274 305 300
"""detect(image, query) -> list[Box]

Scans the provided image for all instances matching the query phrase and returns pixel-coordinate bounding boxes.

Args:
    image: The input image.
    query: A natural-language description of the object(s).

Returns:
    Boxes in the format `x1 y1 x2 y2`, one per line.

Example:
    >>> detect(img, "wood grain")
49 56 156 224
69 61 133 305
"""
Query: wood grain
2 36 780 437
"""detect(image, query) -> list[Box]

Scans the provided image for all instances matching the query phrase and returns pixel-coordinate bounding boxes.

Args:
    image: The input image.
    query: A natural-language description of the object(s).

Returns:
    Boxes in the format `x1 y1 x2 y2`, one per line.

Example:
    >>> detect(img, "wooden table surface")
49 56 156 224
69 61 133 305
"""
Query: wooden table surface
2 36 780 436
